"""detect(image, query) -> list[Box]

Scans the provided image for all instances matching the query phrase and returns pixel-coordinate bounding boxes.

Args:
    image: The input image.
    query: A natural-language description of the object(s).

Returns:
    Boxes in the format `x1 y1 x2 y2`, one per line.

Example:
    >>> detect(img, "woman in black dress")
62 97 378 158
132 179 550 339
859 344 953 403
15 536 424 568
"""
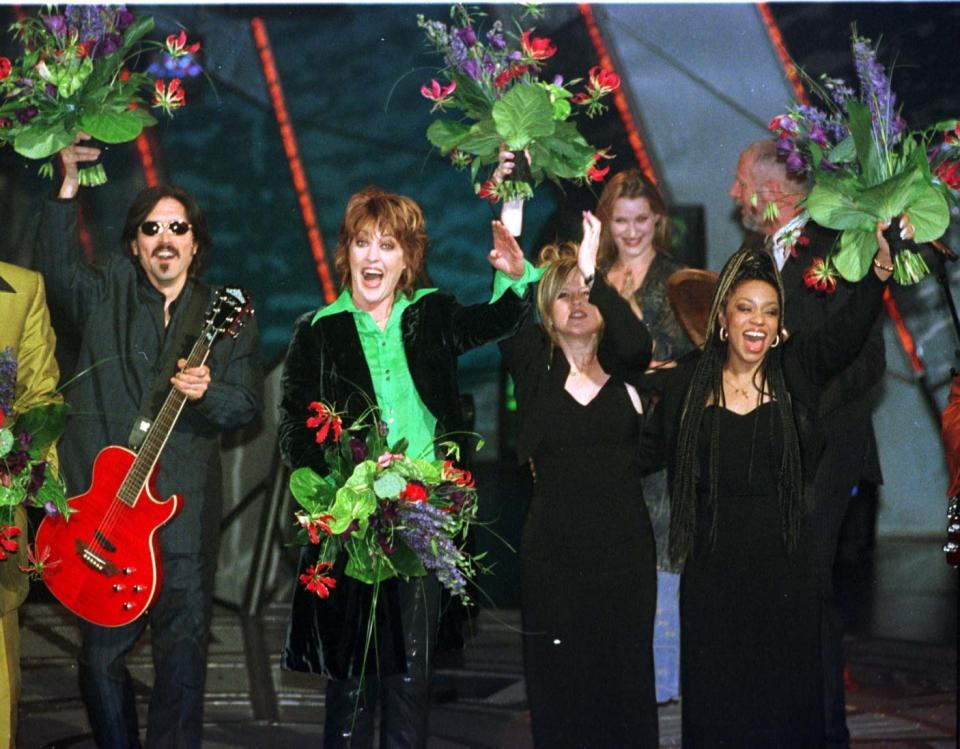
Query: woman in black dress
497 212 659 747
641 222 900 747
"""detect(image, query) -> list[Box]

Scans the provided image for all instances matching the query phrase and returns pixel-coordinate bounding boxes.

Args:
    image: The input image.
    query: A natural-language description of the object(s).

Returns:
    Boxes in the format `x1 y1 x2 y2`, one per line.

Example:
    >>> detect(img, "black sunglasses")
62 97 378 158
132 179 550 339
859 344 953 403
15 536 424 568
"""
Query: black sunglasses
140 220 192 236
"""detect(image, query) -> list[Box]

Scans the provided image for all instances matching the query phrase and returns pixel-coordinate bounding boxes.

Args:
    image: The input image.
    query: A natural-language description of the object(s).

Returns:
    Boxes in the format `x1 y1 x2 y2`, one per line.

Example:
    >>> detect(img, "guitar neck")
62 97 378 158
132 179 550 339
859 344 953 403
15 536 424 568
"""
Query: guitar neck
117 337 212 505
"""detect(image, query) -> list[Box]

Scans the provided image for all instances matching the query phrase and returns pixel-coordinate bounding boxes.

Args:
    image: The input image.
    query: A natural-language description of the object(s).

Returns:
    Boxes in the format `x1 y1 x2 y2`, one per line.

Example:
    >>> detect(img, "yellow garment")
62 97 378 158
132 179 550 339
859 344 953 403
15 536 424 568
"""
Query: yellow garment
0 261 61 746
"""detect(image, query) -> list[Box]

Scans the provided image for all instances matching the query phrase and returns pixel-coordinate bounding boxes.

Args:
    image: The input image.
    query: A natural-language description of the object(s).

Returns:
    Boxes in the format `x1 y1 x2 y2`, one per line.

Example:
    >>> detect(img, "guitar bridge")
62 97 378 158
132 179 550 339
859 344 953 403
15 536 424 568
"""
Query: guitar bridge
74 540 120 577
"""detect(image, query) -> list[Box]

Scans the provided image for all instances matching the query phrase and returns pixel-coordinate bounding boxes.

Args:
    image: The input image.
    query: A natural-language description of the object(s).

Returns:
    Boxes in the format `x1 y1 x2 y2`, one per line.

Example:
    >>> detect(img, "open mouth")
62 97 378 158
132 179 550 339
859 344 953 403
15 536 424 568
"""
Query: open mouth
360 268 384 287
743 330 766 354
152 247 179 260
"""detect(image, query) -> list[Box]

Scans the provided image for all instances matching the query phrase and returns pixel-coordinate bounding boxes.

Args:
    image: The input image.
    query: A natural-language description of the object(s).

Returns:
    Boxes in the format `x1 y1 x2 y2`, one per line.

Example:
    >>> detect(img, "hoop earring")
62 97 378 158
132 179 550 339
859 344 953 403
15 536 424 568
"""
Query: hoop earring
770 332 781 348
719 326 728 342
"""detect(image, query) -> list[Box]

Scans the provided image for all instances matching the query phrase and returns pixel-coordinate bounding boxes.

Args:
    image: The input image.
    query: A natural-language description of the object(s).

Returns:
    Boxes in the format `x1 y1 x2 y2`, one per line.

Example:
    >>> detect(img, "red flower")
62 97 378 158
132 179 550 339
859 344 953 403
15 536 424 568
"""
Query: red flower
521 30 556 61
165 30 201 59
587 163 610 182
477 180 499 203
421 78 456 111
18 543 59 577
494 64 528 89
936 160 960 190
299 561 337 599
802 256 838 294
570 92 590 105
306 401 343 444
400 482 429 503
945 123 960 145
297 512 335 544
153 78 186 114
442 460 474 488
76 42 89 58
587 66 620 95
767 114 797 139
0 56 12 80
0 525 20 561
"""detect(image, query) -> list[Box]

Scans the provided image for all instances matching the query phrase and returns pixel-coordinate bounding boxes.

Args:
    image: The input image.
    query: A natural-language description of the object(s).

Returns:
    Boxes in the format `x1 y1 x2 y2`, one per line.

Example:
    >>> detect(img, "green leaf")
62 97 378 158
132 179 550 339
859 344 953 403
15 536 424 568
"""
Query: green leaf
807 179 876 232
827 135 856 164
328 485 376 535
78 110 144 144
123 15 155 47
13 403 67 457
846 100 881 184
35 469 68 516
455 118 501 160
447 70 494 121
13 126 75 160
426 119 470 153
373 471 406 499
905 184 950 243
0 429 13 459
491 84 555 151
833 229 877 282
856 166 926 219
388 539 427 578
132 108 158 127
288 467 336 509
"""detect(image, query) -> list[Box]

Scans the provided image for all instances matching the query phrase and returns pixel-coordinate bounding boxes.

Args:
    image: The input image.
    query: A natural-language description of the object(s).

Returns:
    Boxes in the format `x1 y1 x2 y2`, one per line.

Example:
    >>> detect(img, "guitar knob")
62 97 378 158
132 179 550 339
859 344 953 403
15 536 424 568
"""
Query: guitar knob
132 585 145 593
122 602 134 610
123 567 136 575
113 584 125 592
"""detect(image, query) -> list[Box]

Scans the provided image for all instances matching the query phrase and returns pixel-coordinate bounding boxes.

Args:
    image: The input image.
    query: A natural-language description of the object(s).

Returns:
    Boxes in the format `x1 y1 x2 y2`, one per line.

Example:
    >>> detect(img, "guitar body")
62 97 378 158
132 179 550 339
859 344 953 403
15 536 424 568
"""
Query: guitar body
35 446 182 627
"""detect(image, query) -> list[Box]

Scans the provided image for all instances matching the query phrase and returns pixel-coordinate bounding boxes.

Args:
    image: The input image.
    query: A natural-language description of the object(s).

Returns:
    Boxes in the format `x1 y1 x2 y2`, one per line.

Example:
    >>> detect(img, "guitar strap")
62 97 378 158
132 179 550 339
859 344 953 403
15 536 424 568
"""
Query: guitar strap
128 282 211 451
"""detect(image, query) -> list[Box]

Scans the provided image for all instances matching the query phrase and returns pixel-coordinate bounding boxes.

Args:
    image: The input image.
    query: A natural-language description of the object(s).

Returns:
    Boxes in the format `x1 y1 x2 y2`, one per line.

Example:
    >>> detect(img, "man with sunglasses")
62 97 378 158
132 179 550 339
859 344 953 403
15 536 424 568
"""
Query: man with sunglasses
32 134 264 749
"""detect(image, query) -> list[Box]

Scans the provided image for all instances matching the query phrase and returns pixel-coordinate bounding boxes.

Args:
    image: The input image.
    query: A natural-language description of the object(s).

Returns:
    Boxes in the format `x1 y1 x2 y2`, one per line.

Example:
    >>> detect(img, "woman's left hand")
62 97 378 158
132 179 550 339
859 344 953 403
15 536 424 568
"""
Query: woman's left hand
578 210 602 282
489 220 526 278
873 214 914 281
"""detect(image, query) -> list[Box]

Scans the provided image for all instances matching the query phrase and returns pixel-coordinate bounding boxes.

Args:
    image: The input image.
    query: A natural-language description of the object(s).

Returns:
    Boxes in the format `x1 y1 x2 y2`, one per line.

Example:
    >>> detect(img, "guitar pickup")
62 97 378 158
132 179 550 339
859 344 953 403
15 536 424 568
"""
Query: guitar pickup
74 540 120 577
94 531 117 553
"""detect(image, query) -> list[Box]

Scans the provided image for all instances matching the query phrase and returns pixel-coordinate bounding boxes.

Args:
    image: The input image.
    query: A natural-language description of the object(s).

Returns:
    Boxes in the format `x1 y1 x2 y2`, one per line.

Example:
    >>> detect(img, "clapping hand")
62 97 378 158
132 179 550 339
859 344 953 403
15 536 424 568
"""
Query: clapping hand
58 131 101 199
578 210 602 282
489 220 526 279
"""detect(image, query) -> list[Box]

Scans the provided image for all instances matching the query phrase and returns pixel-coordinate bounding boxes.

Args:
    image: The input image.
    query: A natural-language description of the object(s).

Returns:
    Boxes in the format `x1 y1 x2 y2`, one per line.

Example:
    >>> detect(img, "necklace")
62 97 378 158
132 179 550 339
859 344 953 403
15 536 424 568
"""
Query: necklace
723 373 754 399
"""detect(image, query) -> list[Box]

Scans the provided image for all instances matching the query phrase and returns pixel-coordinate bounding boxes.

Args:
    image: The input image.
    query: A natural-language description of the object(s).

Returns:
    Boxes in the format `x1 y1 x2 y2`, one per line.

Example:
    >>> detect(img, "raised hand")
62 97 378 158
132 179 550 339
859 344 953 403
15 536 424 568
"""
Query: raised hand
58 131 101 199
873 214 914 281
488 220 526 279
578 210 602 282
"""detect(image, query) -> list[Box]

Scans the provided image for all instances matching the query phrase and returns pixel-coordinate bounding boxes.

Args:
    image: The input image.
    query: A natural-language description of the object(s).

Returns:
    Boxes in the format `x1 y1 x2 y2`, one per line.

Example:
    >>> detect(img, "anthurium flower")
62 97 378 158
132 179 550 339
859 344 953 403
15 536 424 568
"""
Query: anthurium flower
0 57 11 81
153 78 186 114
376 452 405 470
165 30 201 59
299 561 337 598
802 256 838 294
306 401 343 444
521 30 556 61
420 78 456 112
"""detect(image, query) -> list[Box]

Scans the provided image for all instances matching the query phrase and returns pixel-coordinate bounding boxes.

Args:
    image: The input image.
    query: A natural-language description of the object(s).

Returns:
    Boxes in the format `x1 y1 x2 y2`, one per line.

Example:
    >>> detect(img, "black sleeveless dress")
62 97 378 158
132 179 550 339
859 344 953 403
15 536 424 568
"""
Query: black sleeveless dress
521 378 658 748
680 402 823 747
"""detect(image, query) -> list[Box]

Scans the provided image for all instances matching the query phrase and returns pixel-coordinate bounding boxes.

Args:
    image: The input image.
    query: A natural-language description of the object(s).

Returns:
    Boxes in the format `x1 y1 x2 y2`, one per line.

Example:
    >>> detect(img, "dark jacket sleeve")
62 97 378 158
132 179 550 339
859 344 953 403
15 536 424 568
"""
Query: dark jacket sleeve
193 306 265 431
446 285 530 357
35 197 117 325
787 270 887 389
592 274 653 386
278 312 328 473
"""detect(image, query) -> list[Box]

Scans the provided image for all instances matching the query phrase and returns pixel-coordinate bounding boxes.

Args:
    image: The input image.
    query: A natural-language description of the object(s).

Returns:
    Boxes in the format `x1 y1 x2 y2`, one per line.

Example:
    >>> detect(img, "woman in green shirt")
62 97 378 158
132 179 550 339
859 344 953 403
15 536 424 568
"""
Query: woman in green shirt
278 186 532 748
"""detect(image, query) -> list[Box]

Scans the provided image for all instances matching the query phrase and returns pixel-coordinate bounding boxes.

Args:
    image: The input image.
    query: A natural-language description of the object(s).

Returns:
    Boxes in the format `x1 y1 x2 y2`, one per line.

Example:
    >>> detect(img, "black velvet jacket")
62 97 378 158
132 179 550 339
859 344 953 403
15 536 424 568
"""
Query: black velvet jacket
278 287 528 678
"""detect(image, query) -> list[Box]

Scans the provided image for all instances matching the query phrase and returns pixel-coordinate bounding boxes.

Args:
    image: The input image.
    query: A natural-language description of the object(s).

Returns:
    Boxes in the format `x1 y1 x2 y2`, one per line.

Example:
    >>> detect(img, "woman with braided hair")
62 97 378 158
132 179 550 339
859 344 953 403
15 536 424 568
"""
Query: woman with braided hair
641 221 902 747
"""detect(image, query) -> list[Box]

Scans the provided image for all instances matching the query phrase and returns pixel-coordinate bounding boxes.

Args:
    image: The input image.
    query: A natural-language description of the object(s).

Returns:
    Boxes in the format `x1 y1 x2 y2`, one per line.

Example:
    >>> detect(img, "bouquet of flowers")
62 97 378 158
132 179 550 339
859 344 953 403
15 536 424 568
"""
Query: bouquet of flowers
418 4 618 205
0 348 70 574
768 30 957 285
288 401 481 601
0 5 200 186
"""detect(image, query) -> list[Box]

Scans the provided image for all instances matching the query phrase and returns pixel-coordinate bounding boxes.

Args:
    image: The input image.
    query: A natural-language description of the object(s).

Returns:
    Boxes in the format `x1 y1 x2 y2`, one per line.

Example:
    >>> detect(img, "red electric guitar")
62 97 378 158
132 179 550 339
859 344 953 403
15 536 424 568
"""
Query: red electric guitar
36 288 253 627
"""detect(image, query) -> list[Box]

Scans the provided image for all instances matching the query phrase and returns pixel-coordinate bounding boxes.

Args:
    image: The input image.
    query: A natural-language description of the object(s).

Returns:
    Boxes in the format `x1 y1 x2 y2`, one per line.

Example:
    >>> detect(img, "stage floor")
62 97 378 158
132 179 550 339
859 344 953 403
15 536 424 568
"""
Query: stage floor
17 538 958 748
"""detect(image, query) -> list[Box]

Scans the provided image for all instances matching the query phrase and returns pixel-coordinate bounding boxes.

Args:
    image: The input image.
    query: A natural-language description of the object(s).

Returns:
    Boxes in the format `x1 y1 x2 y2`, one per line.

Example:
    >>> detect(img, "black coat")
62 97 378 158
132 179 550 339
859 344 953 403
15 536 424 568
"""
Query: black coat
278 287 527 678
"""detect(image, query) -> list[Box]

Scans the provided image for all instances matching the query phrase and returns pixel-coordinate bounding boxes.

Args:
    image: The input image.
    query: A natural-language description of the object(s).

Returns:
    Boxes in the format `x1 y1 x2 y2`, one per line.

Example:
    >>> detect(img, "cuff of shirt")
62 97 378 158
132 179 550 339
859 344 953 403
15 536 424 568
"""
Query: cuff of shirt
490 260 544 303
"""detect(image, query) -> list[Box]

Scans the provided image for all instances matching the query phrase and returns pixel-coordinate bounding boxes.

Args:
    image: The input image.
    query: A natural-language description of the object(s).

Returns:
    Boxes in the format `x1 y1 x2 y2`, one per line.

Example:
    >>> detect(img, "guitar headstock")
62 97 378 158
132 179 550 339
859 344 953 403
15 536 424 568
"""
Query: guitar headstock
203 287 253 343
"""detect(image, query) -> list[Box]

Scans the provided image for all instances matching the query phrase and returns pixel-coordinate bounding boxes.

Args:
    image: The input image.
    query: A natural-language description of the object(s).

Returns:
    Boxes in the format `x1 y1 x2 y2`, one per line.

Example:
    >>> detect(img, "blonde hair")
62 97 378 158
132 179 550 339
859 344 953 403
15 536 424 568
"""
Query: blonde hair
535 242 602 347
595 169 671 268
334 186 430 297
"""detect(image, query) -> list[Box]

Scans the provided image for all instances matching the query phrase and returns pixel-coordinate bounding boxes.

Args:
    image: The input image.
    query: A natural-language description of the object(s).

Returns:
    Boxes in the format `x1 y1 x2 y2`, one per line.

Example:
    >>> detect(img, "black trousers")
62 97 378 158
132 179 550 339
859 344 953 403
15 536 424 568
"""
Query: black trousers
78 553 215 749
323 576 441 749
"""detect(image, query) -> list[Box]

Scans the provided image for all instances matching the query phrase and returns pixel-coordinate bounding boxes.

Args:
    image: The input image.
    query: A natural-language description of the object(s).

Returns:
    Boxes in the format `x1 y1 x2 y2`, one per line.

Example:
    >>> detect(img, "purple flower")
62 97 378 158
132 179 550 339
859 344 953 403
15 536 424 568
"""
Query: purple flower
552 74 564 87
397 501 468 595
27 462 46 497
348 436 367 464
507 50 523 62
808 124 827 147
461 58 481 81
486 21 506 50
15 106 38 125
454 26 477 48
114 7 134 31
45 83 57 98
42 14 68 39
92 33 123 59
43 501 60 518
5 449 27 475
776 137 795 159
785 150 806 174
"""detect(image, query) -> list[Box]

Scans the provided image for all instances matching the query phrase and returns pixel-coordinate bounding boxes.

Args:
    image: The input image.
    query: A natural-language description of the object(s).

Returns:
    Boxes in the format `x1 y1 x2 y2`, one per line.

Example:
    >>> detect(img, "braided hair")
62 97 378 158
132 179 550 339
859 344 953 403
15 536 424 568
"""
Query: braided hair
668 247 805 566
